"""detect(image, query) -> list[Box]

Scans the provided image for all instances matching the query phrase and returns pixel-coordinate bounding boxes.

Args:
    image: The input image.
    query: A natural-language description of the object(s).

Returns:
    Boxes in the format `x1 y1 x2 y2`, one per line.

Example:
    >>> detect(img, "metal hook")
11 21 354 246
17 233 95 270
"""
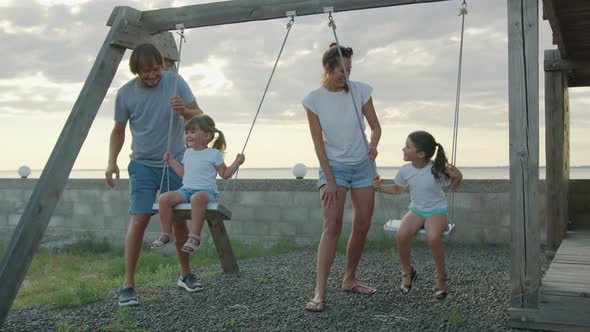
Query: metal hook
285 10 296 29
459 0 468 16
324 6 336 29
328 14 336 29
177 28 186 42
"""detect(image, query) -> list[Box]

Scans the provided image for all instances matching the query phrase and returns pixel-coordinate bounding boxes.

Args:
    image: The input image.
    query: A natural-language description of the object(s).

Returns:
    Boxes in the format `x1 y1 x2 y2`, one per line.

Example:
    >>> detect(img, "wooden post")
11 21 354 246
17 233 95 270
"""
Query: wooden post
544 49 570 250
507 0 540 316
0 7 131 327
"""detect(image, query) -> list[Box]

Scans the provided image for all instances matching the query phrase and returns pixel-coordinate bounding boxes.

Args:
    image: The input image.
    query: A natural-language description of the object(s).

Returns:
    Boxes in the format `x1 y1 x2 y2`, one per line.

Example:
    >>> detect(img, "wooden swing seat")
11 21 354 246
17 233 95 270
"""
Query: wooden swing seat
383 219 456 238
152 202 237 273
152 202 232 221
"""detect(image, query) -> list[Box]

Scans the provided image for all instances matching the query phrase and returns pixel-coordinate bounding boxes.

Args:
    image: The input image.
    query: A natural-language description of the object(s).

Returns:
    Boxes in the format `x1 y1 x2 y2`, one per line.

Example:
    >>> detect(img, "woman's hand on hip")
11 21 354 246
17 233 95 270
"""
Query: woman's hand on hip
367 144 378 160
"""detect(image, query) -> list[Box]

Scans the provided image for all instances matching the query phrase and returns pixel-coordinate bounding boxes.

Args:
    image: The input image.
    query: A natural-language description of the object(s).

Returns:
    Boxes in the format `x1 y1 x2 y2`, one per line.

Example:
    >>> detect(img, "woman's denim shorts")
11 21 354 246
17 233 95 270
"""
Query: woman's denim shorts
318 159 375 189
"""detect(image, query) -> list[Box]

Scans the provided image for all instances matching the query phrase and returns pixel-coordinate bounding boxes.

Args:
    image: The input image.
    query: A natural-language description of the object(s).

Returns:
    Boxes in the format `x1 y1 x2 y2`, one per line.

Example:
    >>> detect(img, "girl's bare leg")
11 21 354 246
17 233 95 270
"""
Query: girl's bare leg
396 211 425 285
189 192 211 237
158 192 187 237
424 214 449 290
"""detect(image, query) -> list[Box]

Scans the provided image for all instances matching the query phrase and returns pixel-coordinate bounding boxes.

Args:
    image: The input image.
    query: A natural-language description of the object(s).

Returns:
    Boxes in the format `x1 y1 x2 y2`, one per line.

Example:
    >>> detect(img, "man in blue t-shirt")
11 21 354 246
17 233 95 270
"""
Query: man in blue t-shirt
104 43 204 306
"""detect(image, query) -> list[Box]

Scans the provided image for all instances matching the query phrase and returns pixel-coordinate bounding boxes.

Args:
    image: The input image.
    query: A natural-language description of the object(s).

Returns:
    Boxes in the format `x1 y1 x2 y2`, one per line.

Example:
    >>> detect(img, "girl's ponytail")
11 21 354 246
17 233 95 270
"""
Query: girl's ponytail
211 128 227 152
432 143 449 180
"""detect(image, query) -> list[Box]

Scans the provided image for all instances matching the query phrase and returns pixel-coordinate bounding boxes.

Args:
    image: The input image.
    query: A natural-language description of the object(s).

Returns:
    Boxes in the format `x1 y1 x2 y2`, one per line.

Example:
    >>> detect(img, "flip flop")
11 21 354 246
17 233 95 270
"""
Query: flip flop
343 283 377 295
305 299 326 312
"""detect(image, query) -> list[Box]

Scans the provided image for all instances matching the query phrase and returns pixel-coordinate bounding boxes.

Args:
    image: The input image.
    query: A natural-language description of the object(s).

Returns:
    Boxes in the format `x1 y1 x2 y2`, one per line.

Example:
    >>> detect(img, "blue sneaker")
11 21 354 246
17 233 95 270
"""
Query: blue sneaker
118 287 138 307
177 273 204 292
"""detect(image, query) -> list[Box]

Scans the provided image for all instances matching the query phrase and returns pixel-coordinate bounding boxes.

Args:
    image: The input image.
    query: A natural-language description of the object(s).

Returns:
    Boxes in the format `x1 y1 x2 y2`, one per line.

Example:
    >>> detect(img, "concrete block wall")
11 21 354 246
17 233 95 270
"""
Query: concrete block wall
0 178 547 249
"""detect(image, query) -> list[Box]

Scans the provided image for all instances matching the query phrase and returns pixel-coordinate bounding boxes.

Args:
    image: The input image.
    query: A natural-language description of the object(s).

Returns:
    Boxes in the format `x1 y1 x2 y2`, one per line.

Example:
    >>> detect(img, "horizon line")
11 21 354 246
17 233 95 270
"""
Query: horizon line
3 165 590 172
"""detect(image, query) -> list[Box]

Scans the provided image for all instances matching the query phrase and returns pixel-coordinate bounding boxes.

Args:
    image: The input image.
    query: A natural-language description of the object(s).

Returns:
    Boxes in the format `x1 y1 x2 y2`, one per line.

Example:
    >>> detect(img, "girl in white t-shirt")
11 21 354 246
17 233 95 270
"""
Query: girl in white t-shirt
373 130 462 300
151 115 245 254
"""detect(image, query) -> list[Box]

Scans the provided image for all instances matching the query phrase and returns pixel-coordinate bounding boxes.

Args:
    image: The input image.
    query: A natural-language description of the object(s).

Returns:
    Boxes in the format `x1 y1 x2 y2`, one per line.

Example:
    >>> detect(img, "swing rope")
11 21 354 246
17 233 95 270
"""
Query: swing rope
326 1 467 229
220 14 296 207
449 1 468 223
326 10 389 221
327 12 378 177
159 25 187 199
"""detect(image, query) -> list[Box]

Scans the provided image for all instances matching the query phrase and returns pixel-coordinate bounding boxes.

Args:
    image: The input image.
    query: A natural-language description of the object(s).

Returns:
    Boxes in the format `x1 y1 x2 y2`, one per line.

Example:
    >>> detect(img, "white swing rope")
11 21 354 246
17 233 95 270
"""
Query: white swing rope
327 1 467 229
448 1 468 224
326 11 389 220
327 12 378 177
158 25 187 198
220 14 296 207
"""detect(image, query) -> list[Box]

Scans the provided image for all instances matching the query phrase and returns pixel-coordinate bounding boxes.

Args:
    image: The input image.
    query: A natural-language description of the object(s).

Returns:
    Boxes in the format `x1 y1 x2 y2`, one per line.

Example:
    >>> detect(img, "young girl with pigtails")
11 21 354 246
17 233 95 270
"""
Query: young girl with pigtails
151 114 245 256
373 130 462 300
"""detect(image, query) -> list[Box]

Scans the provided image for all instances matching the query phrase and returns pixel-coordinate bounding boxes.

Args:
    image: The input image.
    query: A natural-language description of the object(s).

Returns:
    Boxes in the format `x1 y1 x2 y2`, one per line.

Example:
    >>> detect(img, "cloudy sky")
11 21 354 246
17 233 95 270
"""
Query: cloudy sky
1 0 589 173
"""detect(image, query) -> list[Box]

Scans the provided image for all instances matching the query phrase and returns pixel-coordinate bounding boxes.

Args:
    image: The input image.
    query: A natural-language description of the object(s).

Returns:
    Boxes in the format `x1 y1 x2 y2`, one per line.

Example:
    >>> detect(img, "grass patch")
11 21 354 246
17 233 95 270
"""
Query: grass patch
442 309 463 325
101 307 147 332
226 317 238 327
12 235 305 310
63 234 119 256
11 233 400 310
55 314 88 332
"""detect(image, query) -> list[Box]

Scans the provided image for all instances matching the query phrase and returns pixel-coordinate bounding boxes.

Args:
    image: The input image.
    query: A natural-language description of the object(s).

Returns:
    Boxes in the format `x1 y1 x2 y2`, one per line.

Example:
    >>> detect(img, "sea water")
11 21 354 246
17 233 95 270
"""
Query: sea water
2 166 590 180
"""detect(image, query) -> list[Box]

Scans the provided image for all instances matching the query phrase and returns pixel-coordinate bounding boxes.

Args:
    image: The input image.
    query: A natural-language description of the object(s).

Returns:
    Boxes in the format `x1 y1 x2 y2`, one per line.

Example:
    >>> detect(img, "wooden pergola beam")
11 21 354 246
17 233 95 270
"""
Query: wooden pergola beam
131 0 452 33
542 0 568 59
544 57 583 72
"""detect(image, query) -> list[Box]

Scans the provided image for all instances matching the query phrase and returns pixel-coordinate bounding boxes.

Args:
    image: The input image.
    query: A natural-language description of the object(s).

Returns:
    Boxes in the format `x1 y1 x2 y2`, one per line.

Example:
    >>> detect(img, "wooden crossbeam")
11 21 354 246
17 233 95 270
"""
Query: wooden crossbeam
133 0 452 33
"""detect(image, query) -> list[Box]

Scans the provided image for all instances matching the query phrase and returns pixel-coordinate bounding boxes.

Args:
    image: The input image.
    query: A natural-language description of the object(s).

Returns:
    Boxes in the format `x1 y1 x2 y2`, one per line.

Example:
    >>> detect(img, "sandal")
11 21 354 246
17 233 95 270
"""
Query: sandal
305 299 326 312
150 232 175 250
434 274 448 300
181 234 201 254
400 267 417 295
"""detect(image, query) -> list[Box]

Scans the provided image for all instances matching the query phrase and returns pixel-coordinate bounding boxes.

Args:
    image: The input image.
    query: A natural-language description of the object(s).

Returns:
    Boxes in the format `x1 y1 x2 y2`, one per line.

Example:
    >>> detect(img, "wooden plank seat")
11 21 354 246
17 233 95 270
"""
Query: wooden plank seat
152 202 238 273
383 219 456 238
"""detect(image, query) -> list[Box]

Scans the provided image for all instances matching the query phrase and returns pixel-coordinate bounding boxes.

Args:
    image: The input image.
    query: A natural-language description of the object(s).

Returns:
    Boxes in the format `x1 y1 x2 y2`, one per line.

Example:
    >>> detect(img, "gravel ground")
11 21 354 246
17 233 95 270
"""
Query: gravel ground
2 244 541 331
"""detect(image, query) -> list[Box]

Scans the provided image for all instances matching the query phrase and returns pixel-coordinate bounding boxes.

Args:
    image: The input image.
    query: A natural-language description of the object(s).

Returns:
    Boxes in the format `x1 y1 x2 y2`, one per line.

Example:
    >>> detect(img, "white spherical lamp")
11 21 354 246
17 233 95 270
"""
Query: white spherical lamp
292 163 307 179
18 165 31 179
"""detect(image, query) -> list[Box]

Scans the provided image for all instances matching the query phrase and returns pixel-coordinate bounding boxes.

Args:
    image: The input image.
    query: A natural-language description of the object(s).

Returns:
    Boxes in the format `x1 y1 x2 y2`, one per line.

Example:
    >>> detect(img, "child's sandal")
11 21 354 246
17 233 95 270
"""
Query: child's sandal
434 275 448 300
150 232 175 250
181 234 201 254
400 267 418 295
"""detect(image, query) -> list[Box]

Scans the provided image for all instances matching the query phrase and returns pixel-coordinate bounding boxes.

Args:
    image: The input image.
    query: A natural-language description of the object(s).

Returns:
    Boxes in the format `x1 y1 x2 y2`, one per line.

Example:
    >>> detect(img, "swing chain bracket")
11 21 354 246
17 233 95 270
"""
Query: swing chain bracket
175 23 186 42
459 0 468 16
286 10 296 28
324 7 336 29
